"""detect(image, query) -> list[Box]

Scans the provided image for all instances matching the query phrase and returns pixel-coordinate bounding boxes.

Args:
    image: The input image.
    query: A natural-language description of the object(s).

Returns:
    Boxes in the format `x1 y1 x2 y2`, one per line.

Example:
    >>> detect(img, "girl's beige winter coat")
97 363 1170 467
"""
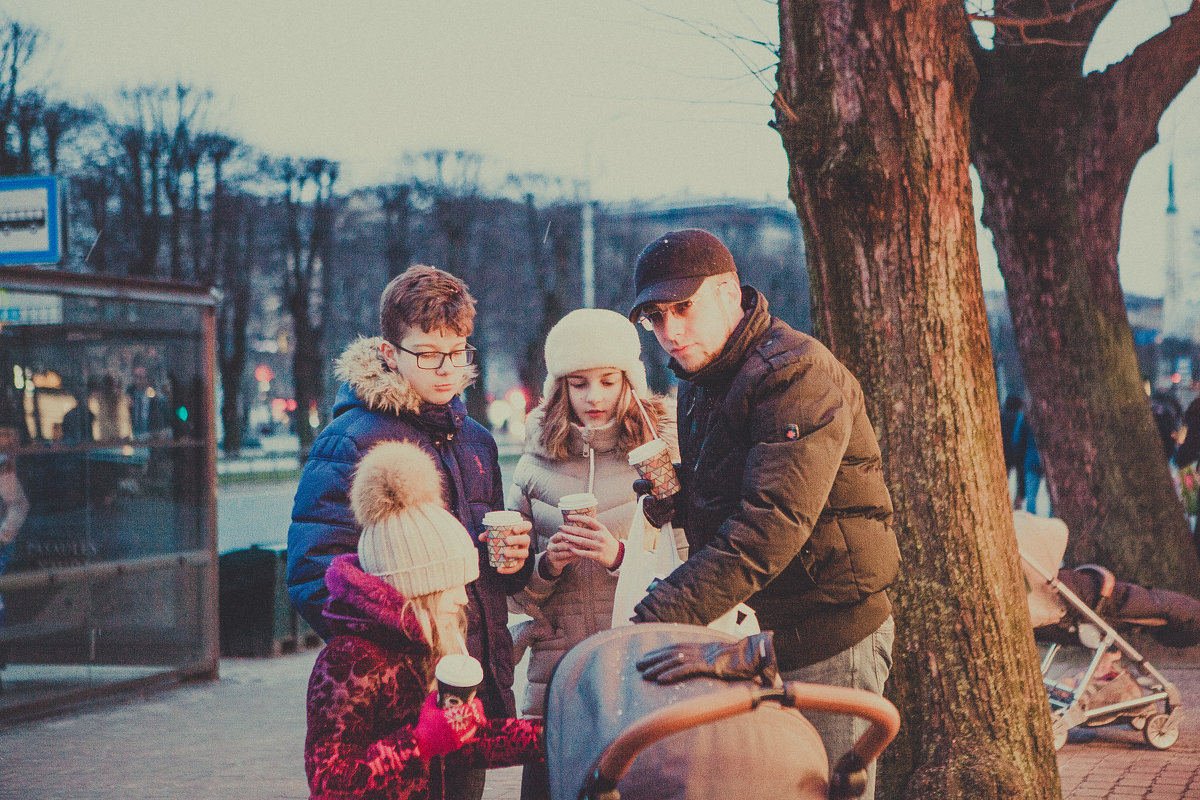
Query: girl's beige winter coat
506 408 685 717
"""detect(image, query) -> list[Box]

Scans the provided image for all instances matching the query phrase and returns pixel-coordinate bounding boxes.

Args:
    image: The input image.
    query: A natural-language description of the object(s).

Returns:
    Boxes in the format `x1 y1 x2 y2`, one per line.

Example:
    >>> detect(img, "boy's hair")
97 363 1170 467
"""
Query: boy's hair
379 265 476 344
538 374 666 461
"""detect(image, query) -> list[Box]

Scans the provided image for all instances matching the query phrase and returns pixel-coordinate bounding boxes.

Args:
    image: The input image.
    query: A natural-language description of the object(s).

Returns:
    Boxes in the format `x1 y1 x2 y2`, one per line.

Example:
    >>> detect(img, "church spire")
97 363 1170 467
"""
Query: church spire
1167 161 1178 216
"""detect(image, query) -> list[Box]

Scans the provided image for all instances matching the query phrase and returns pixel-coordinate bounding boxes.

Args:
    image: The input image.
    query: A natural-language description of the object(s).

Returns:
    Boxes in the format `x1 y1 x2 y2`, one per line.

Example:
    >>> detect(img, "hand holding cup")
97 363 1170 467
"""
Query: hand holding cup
479 511 532 574
559 514 622 569
627 439 680 499
435 654 484 708
414 691 485 760
544 531 581 576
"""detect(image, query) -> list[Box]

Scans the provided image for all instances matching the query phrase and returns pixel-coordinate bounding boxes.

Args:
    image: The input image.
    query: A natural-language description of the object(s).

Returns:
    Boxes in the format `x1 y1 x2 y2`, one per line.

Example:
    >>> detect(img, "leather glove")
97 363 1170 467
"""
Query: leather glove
413 692 485 760
636 631 778 687
633 478 676 528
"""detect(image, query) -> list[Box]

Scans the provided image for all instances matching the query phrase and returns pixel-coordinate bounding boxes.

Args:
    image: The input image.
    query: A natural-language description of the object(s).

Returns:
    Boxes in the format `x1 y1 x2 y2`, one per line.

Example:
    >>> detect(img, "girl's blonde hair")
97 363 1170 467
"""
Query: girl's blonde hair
400 589 468 686
537 374 667 461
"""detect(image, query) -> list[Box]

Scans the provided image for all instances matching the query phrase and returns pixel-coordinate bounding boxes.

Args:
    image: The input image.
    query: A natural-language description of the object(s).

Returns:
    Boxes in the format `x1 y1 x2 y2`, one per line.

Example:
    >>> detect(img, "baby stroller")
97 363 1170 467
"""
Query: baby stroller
542 623 899 800
1015 511 1198 750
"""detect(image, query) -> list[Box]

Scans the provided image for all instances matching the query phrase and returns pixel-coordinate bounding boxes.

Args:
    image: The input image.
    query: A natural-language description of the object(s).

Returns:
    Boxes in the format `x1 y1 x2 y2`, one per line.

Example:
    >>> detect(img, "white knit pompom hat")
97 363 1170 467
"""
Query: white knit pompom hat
542 308 650 401
351 441 479 598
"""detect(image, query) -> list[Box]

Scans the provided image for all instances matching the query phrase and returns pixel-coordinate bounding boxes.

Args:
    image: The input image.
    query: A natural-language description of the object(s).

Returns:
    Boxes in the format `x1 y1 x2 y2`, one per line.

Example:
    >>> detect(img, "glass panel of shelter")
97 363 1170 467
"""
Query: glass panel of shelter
0 292 208 706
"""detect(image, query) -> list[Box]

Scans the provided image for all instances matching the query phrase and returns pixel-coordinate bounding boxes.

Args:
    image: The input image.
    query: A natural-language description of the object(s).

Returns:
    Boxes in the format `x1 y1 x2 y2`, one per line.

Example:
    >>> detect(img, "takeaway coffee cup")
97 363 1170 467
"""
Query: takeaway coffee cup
482 510 523 569
628 439 680 499
558 492 598 524
435 654 484 709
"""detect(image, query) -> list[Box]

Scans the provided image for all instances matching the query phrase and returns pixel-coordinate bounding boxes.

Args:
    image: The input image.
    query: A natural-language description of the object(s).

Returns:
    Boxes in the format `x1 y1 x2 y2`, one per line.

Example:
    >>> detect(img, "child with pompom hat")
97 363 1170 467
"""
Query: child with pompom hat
305 441 542 799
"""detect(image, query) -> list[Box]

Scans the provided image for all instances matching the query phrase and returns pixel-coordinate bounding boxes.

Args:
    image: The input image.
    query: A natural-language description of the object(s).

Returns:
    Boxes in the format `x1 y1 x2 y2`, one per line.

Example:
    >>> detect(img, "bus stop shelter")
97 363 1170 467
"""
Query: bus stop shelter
0 265 218 723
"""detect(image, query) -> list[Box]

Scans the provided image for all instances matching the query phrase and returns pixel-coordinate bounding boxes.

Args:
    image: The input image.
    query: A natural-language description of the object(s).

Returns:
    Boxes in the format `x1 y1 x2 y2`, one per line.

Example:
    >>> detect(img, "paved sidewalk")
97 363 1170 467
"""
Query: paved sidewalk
2 651 1198 799
1056 666 1200 799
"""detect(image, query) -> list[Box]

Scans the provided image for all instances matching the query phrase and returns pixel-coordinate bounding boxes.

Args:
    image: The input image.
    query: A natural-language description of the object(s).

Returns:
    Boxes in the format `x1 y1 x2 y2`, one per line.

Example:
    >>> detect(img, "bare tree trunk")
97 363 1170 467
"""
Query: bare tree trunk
15 92 40 173
970 1 1200 593
144 131 164 278
119 127 151 277
280 159 339 458
189 156 204 283
217 187 254 456
290 304 323 455
381 183 413 278
76 174 111 273
0 22 38 177
775 1 1060 797
517 192 566 403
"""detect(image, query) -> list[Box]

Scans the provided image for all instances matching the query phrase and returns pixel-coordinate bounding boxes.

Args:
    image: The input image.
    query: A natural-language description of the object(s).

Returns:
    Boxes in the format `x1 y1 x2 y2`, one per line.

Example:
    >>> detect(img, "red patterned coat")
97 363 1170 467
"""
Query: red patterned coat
305 555 543 799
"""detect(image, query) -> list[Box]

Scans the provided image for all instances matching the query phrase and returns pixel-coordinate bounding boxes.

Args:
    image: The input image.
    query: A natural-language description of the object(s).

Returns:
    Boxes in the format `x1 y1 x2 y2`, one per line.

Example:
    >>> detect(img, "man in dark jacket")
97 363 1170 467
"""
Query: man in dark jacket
287 265 533 800
628 229 900 800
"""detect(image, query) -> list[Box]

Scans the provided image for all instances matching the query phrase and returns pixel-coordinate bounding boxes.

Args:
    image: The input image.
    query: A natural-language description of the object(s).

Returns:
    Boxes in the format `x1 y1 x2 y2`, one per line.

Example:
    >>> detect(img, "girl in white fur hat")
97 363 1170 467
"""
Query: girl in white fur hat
305 441 542 799
506 308 685 800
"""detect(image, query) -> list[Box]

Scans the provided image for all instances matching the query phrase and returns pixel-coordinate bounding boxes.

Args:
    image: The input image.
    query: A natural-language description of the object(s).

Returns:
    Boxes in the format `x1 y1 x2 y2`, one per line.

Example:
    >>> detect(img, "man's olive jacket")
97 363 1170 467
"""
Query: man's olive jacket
633 288 900 669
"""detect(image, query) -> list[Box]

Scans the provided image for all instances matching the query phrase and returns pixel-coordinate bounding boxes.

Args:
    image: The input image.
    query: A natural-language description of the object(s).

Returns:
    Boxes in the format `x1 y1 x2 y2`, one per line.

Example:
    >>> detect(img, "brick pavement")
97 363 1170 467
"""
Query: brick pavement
2 650 1198 800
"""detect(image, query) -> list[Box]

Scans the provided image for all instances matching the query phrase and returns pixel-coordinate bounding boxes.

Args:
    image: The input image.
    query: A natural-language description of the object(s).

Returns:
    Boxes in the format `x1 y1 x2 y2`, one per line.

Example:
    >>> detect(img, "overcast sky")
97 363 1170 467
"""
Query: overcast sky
9 0 1198 297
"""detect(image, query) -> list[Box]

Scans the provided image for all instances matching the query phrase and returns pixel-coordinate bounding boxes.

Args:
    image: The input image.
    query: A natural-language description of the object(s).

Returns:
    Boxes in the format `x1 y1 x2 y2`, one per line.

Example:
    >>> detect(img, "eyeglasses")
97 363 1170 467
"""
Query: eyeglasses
637 298 695 331
395 344 477 370
636 280 734 331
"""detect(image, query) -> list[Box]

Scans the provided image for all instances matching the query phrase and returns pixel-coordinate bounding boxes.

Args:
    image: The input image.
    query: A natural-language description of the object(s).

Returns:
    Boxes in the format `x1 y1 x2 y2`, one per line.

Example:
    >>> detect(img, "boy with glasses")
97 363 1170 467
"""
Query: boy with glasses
288 264 533 800
628 229 900 800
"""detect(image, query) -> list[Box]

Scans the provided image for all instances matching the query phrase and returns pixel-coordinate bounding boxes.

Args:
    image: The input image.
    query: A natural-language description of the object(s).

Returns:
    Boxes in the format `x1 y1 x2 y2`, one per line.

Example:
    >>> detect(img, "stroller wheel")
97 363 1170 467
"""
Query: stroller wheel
1143 713 1179 750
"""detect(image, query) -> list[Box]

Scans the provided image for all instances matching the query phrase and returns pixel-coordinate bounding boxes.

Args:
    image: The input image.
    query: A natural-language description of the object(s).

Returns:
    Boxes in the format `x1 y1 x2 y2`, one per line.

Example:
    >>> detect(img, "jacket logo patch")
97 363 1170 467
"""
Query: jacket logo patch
475 455 485 474
784 424 800 441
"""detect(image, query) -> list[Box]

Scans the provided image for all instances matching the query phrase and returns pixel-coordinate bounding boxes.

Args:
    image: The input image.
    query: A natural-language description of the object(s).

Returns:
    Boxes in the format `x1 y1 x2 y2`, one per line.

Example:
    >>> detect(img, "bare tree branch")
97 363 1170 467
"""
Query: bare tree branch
630 1 778 95
1085 0 1200 175
967 0 1116 27
968 0 1115 47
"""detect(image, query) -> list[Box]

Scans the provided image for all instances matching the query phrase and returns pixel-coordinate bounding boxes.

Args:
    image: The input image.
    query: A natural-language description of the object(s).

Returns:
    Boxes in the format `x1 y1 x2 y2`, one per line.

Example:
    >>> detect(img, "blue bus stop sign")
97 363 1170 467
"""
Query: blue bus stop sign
0 175 62 266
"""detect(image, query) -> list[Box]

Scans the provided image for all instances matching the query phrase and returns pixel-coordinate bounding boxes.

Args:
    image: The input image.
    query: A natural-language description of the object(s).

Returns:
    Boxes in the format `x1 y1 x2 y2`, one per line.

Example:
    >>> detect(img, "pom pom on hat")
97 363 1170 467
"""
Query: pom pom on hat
542 308 650 401
352 441 479 598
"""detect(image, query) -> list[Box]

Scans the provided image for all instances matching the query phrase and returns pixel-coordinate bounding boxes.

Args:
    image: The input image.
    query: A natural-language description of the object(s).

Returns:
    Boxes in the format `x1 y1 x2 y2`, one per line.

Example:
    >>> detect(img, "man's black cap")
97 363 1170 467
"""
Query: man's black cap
629 229 737 319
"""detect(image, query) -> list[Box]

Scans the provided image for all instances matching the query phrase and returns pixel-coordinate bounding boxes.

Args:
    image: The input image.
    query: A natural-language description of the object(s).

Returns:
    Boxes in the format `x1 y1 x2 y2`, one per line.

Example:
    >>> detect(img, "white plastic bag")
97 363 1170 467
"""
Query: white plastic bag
610 496 671 628
610 497 759 637
708 601 760 637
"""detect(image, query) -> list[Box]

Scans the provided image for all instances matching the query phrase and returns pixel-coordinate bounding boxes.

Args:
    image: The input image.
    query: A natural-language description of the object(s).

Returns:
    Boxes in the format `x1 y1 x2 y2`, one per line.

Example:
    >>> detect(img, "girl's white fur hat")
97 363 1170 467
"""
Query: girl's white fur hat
542 308 650 401
351 441 479 598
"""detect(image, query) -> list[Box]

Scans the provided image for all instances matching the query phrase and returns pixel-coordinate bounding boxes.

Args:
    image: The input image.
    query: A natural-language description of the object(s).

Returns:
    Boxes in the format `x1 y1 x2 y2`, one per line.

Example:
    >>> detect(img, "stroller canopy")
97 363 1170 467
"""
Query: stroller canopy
544 624 829 800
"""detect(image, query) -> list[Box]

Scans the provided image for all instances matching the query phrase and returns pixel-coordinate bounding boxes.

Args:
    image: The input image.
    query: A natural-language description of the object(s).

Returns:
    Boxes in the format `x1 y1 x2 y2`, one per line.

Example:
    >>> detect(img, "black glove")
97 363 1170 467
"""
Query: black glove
633 478 676 528
635 631 777 687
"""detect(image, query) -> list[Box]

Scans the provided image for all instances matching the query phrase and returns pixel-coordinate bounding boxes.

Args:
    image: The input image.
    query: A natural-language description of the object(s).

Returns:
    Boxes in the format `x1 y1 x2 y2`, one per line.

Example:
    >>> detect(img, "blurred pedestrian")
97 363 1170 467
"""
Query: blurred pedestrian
305 441 542 799
0 426 30 693
1009 406 1047 514
1022 420 1045 515
1000 395 1027 505
1174 396 1200 555
1151 391 1184 461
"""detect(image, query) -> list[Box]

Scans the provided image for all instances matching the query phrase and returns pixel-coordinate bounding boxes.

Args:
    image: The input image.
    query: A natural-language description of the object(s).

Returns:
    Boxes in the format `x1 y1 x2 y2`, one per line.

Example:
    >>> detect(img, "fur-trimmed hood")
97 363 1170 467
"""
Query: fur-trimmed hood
334 336 477 417
321 553 430 646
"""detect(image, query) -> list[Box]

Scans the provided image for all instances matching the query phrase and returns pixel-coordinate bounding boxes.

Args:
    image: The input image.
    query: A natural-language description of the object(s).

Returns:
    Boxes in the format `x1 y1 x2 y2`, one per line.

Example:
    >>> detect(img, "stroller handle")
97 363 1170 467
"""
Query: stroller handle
584 682 899 800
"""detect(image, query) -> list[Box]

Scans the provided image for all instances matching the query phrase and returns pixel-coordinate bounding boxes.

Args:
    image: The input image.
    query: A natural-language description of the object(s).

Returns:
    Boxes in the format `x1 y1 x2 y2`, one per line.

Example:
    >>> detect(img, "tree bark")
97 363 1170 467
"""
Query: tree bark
280 159 338 458
217 194 254 457
971 1 1200 594
775 2 1060 797
381 183 413 278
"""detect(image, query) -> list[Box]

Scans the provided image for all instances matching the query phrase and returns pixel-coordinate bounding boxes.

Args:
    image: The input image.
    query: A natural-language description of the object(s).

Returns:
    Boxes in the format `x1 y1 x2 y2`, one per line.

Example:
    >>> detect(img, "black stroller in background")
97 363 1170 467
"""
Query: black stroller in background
1016 511 1199 750
543 623 899 800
